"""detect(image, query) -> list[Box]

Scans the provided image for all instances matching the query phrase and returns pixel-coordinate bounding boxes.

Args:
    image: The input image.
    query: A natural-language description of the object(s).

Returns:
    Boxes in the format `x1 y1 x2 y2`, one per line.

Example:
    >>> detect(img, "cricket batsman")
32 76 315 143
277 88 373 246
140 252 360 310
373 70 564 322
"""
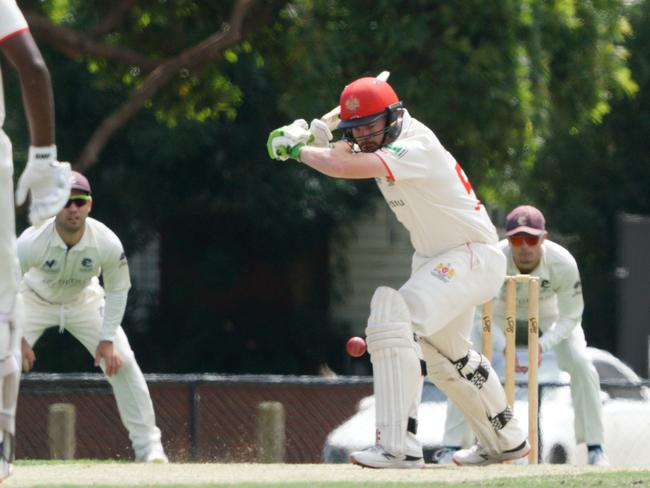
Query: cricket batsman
267 76 529 467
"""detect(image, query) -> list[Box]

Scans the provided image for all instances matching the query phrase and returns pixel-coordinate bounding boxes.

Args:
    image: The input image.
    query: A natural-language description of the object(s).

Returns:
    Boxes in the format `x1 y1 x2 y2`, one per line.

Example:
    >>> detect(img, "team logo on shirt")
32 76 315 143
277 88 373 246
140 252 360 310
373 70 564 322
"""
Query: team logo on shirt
81 258 93 269
431 263 456 282
119 252 128 267
42 259 59 272
541 279 551 289
384 143 408 159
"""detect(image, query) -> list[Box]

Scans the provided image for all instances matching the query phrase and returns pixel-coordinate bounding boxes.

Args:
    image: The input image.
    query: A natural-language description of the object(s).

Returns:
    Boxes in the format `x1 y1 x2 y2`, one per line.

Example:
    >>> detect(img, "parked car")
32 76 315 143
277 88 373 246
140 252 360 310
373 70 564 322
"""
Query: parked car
321 347 650 465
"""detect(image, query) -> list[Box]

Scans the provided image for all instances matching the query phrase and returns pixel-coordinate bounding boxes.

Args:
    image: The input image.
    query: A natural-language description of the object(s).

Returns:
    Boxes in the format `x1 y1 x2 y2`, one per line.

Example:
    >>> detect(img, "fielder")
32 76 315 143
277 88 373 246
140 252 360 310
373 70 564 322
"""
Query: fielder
0 0 72 480
17 172 168 463
438 205 609 466
267 76 530 467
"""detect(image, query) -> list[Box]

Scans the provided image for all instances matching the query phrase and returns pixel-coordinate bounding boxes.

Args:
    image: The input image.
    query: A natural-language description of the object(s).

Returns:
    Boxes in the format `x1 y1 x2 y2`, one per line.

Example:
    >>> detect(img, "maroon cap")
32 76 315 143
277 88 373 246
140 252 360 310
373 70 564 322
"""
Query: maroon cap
505 205 545 236
70 171 92 194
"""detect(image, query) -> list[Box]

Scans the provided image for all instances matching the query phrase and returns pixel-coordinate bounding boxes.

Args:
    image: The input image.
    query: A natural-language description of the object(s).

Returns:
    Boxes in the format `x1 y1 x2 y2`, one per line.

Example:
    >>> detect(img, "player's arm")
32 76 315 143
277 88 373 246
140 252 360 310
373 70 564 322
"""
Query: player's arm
0 30 54 146
299 143 390 179
98 240 131 344
267 119 390 180
538 260 584 352
93 238 130 376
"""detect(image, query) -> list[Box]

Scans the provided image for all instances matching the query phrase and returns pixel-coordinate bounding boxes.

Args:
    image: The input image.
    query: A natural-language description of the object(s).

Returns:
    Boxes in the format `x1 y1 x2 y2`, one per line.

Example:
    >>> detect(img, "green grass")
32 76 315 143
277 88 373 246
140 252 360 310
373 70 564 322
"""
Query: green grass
12 461 650 487
18 479 650 488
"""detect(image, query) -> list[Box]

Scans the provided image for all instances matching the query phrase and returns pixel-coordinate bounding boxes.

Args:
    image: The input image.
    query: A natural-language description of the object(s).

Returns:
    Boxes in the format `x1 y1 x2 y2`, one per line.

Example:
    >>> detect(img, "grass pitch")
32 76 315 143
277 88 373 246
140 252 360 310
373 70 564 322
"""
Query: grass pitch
4 461 650 487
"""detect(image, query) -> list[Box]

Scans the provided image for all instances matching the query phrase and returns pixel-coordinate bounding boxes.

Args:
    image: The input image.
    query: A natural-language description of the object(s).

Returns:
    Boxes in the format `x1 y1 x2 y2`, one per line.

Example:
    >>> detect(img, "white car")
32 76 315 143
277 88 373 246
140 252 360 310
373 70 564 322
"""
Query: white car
321 347 650 465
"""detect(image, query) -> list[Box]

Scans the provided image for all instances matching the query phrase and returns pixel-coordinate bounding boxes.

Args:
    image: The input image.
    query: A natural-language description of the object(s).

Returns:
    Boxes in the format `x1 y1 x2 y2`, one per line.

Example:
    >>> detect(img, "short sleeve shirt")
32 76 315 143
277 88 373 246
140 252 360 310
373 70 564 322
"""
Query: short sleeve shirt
371 110 498 257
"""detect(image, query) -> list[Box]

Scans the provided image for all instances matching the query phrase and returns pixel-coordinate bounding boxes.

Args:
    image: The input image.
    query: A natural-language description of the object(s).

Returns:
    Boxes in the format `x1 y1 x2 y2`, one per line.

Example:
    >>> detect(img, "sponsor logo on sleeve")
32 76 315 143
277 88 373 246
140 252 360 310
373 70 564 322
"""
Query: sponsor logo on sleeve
119 252 128 268
572 280 582 297
384 144 408 158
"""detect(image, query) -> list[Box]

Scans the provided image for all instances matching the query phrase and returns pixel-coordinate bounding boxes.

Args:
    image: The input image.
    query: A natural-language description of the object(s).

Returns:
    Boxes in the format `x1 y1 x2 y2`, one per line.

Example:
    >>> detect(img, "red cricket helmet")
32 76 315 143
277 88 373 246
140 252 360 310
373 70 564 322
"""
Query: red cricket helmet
338 77 400 129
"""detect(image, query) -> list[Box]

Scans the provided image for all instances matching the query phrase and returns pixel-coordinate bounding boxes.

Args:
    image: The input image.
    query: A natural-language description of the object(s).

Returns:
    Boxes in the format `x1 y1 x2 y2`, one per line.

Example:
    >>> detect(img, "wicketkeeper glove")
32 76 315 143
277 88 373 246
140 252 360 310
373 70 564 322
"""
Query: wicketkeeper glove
266 119 314 162
15 145 72 226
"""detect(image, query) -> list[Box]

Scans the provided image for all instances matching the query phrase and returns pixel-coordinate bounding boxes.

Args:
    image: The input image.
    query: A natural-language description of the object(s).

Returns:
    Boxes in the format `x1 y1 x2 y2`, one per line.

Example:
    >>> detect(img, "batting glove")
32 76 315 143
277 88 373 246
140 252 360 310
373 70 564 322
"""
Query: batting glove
308 119 333 148
15 145 72 226
267 119 314 162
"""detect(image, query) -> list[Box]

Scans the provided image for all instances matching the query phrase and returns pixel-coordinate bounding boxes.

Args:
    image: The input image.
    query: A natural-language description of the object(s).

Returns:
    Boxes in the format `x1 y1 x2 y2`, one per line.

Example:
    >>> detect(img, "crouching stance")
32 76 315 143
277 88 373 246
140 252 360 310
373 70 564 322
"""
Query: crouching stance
17 172 167 463
268 76 530 467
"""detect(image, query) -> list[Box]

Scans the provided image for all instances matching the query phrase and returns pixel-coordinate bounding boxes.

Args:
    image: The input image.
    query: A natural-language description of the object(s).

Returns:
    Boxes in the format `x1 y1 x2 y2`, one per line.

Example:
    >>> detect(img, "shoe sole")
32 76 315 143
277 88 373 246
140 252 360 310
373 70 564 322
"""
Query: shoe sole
350 455 425 469
453 446 531 467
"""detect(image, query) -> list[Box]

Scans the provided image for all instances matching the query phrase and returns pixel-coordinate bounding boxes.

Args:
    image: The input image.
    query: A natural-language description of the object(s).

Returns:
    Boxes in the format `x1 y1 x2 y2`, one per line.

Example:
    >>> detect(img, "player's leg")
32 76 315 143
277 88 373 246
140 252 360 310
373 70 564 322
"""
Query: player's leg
437 315 509 464
67 288 167 462
554 326 607 465
0 300 20 481
401 243 528 465
350 287 425 469
434 400 470 464
0 136 20 481
420 311 528 465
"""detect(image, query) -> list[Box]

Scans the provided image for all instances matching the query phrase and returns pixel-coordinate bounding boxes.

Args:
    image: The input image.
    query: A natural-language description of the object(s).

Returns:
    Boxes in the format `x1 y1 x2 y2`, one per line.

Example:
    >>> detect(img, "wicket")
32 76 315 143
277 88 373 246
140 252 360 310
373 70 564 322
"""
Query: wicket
481 274 540 464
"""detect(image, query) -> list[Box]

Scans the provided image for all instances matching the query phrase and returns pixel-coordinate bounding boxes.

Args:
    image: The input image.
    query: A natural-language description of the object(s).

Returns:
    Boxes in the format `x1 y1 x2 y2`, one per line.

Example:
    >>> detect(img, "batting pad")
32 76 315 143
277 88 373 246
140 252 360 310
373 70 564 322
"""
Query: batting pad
421 340 525 454
365 287 423 457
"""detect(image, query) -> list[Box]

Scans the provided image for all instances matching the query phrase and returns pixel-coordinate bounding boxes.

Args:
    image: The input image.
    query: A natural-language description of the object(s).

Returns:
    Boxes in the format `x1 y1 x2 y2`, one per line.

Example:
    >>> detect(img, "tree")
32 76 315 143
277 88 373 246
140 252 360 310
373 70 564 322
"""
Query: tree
4 0 636 372
20 0 286 169
524 0 649 350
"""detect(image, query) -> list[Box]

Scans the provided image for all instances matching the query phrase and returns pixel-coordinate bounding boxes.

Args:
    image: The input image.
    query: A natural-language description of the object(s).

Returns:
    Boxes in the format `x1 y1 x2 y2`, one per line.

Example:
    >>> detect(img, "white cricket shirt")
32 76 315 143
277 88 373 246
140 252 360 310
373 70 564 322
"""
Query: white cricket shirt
490 239 584 352
17 217 131 341
0 0 29 128
372 109 497 258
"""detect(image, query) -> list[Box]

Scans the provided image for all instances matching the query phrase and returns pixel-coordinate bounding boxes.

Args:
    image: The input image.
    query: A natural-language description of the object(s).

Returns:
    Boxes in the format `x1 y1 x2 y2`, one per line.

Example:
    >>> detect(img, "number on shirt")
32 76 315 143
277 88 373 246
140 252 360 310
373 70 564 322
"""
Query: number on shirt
454 162 482 211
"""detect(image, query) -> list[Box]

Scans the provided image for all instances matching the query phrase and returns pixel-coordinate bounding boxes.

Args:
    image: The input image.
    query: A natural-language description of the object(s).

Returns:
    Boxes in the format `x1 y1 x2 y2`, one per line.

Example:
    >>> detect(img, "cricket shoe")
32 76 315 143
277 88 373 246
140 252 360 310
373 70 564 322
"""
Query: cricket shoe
432 446 459 465
137 444 169 464
587 447 610 466
0 458 12 483
453 440 530 466
350 445 424 469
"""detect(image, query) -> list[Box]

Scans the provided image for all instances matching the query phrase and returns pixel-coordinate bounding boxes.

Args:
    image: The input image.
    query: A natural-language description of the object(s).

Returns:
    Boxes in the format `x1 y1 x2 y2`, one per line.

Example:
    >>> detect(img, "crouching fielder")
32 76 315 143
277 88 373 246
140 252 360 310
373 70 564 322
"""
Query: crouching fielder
17 172 167 463
267 76 529 467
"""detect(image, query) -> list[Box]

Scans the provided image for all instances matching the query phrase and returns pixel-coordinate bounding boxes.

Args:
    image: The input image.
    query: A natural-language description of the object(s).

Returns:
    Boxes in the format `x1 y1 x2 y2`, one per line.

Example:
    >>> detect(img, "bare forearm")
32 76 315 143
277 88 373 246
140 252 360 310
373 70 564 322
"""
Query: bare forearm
300 142 388 180
300 145 350 178
2 31 55 146
20 62 55 146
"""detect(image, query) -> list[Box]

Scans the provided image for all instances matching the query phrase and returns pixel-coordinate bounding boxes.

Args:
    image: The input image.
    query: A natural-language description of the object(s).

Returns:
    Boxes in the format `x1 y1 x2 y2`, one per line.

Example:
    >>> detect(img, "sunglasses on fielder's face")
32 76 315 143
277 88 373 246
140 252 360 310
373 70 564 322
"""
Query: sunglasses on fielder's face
64 194 92 209
508 234 542 247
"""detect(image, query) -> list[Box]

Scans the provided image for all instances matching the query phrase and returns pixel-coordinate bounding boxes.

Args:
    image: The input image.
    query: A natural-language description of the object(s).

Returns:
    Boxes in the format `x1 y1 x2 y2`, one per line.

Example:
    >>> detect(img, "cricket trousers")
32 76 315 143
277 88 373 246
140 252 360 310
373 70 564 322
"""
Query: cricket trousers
20 284 164 459
443 323 604 448
0 130 21 442
0 130 18 324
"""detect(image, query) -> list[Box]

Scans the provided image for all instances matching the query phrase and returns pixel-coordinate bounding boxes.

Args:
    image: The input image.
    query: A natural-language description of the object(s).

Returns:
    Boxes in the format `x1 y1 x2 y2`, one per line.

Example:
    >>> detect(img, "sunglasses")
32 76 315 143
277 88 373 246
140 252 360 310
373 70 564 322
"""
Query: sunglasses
64 195 92 209
508 234 542 247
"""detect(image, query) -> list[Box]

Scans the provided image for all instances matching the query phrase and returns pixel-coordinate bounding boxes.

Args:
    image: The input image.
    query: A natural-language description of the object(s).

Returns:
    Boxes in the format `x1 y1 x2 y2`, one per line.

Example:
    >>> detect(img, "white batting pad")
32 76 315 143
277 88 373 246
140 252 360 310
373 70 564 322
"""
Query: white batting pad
421 339 525 453
365 287 423 457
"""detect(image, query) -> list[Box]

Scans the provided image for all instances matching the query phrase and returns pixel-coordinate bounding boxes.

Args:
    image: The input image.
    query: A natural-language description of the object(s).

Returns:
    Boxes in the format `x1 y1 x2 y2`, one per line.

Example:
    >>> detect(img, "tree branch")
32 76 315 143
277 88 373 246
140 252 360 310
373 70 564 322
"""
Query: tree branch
75 0 258 170
24 11 159 70
91 0 137 38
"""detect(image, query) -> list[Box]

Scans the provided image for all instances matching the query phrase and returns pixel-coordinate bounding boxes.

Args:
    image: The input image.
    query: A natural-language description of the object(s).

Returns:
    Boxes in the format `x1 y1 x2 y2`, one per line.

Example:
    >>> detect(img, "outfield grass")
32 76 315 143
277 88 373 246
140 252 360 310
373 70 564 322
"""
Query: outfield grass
6 461 650 488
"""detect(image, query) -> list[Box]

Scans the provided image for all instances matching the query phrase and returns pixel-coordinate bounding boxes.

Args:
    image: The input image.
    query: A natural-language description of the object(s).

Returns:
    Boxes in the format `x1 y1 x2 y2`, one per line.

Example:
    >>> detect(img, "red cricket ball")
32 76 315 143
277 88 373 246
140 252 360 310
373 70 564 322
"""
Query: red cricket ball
346 336 367 357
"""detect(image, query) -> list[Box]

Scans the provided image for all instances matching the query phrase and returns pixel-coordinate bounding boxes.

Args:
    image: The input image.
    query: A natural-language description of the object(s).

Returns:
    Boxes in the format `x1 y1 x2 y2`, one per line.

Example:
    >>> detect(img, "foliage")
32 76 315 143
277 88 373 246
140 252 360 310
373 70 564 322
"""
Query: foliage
524 0 650 350
4 0 638 372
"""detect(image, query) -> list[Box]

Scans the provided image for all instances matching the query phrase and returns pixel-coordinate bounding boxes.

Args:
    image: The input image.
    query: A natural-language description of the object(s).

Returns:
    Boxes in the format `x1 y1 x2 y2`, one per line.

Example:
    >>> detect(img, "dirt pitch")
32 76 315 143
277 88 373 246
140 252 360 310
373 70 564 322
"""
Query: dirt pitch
3 463 648 486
